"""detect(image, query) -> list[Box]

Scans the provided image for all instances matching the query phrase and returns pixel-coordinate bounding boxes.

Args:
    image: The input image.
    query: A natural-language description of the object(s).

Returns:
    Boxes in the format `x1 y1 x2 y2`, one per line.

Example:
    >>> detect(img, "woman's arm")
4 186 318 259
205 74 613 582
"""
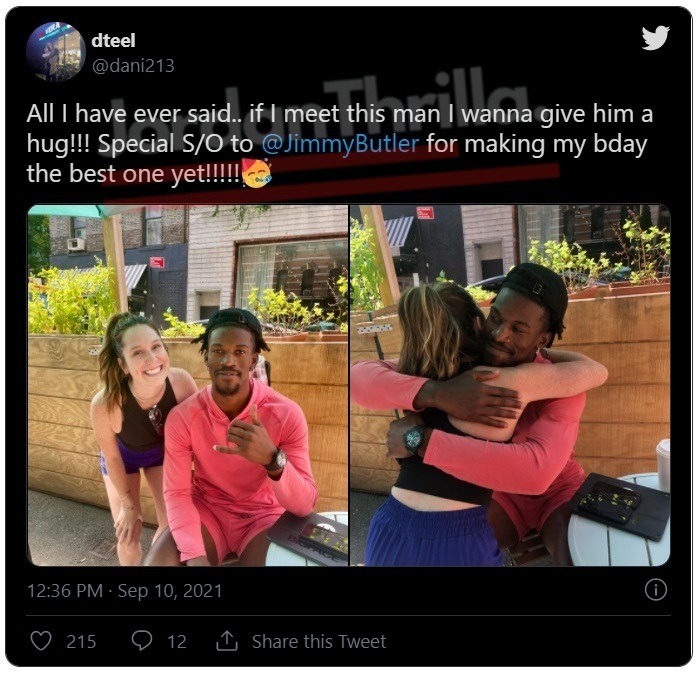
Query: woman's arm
448 354 607 439
169 367 199 403
89 393 142 544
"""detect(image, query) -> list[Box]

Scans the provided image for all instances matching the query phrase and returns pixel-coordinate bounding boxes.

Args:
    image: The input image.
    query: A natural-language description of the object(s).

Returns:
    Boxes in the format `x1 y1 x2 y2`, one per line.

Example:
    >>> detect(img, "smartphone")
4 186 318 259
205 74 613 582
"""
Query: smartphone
300 523 349 560
578 492 634 524
590 481 641 509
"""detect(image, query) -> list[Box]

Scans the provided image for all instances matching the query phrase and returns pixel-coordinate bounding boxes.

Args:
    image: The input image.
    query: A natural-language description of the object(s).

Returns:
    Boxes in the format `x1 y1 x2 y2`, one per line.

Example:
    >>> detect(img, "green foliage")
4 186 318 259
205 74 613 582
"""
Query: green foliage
617 216 671 284
327 269 349 331
160 308 206 337
209 205 271 230
28 215 50 274
528 239 617 293
28 259 118 334
248 287 315 334
436 270 496 305
349 216 384 311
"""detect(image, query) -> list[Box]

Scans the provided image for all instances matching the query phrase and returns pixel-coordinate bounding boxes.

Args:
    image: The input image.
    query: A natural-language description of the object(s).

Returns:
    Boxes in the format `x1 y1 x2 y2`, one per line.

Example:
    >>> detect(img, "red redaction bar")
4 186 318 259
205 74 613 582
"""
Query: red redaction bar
103 144 459 187
103 162 560 204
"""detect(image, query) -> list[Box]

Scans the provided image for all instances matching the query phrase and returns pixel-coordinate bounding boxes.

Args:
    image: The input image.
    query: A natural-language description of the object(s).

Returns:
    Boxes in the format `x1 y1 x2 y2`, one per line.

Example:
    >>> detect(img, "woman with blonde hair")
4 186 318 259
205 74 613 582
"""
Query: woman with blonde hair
90 313 197 565
363 282 607 566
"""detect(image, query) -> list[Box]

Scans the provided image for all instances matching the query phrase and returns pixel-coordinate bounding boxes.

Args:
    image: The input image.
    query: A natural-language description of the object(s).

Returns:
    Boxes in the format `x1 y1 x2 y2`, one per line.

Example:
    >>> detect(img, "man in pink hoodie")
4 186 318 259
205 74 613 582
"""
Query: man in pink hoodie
145 308 317 566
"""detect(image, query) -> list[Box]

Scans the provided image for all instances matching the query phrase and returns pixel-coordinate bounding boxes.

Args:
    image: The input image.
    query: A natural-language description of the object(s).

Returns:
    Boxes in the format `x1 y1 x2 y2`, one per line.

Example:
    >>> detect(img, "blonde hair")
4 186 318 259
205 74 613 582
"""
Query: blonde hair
397 283 484 380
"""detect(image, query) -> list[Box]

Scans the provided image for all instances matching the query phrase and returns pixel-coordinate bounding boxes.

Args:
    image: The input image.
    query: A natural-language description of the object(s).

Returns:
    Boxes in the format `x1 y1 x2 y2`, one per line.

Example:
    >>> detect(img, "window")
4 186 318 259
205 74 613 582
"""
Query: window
235 238 349 309
197 291 220 320
71 217 86 239
143 206 162 245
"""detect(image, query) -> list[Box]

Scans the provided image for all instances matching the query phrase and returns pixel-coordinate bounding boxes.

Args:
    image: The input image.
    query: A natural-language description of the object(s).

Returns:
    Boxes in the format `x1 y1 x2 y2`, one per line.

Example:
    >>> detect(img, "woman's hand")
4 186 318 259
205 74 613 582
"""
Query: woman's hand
114 506 143 545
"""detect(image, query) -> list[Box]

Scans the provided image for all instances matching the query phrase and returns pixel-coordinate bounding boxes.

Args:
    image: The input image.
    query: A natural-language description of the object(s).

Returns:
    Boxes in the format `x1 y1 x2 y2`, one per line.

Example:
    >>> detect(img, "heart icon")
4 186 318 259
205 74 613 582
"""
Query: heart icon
30 631 52 651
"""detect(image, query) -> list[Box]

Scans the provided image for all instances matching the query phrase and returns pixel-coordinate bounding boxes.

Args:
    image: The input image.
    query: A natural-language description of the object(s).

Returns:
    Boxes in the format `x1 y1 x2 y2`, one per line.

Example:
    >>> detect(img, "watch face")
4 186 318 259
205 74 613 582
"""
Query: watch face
405 428 422 450
275 450 287 469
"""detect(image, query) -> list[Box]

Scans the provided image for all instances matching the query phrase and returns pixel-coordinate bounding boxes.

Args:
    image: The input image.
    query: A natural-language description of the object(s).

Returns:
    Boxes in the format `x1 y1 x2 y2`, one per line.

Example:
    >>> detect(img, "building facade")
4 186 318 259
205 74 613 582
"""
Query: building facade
186 205 348 321
48 206 188 327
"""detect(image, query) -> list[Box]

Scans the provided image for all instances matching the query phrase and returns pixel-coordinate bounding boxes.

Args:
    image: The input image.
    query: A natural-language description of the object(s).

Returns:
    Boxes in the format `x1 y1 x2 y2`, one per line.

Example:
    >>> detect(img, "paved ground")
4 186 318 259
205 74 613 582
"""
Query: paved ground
29 489 551 567
28 490 156 566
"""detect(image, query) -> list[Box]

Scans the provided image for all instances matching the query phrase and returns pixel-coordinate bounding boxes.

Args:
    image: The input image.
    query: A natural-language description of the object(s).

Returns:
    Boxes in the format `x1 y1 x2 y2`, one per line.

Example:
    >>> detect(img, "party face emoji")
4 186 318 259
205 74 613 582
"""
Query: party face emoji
242 158 272 188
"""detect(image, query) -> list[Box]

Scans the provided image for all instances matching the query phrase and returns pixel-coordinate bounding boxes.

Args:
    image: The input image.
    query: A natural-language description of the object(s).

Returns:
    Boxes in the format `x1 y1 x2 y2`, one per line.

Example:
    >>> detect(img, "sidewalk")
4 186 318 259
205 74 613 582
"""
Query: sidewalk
28 490 155 566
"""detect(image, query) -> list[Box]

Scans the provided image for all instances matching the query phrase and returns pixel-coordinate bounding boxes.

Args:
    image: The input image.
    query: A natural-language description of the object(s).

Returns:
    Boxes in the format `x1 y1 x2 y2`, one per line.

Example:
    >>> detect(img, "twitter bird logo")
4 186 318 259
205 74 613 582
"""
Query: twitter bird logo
642 26 669 50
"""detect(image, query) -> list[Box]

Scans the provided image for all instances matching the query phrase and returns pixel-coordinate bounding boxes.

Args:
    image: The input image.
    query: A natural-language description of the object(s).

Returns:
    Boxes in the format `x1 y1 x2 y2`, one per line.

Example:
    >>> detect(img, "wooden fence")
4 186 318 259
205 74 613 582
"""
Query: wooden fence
350 291 670 494
29 336 348 524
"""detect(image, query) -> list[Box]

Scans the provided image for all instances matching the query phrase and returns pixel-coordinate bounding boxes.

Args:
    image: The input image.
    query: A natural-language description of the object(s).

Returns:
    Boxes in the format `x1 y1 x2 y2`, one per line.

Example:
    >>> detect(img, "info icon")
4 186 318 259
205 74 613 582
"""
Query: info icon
26 22 86 82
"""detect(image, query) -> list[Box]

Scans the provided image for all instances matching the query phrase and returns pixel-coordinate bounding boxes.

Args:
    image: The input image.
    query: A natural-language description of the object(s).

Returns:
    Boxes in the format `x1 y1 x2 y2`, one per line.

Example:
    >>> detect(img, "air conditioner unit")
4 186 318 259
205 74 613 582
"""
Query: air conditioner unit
67 237 86 251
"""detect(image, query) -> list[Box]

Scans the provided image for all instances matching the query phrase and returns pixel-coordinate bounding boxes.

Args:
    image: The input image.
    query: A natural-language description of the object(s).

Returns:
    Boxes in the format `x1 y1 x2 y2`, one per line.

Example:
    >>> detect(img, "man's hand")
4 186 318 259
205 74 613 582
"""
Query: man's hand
415 369 521 427
385 412 425 459
213 404 277 466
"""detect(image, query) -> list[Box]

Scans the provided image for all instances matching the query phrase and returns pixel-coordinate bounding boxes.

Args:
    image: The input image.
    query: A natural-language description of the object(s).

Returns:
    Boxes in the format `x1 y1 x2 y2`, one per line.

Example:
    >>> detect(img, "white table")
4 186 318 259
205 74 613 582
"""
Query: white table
266 511 348 566
568 473 670 566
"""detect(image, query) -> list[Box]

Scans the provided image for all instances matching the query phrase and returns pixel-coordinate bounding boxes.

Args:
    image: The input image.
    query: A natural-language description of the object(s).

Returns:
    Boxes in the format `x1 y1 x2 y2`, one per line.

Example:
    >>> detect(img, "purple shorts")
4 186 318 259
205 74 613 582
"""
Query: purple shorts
100 437 164 476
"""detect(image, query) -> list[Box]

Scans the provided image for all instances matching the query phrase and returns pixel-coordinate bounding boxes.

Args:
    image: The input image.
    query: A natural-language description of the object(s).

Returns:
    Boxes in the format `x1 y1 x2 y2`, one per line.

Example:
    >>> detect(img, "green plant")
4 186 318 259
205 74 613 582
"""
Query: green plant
613 212 671 284
436 270 496 305
528 239 617 293
248 287 315 334
349 216 384 311
28 259 117 334
160 308 206 337
28 214 50 275
326 270 349 331
208 205 271 229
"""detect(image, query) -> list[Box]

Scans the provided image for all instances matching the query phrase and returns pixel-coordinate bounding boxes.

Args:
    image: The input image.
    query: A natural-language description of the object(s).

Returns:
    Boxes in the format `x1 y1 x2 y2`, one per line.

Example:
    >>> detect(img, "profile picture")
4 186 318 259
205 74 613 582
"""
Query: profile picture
26 22 86 82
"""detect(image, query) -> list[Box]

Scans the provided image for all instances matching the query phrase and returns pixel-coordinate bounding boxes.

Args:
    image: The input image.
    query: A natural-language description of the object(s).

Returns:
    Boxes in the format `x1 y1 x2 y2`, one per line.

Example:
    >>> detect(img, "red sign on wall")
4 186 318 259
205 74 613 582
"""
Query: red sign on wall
149 257 165 268
416 206 434 220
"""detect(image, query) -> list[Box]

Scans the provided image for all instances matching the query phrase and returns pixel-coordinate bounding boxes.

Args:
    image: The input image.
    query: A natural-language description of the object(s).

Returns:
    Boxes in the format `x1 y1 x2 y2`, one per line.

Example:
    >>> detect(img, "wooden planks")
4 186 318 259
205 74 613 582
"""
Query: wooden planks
28 337 349 527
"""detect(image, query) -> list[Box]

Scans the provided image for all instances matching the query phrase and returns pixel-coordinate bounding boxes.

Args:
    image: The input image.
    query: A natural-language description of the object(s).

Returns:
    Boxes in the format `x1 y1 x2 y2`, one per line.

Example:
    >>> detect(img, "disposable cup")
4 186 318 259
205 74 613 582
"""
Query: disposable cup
656 439 670 492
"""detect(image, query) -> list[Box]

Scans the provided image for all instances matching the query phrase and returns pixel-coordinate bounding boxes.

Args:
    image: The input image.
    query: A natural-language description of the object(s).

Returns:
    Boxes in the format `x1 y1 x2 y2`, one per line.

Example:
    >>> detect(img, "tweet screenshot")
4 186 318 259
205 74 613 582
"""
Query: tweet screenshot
7 5 689 668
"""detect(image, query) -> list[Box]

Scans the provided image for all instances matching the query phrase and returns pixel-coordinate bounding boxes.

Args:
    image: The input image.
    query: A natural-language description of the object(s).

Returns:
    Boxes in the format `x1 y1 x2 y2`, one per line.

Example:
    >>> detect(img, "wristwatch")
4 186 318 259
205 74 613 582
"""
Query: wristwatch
403 425 426 456
264 447 287 472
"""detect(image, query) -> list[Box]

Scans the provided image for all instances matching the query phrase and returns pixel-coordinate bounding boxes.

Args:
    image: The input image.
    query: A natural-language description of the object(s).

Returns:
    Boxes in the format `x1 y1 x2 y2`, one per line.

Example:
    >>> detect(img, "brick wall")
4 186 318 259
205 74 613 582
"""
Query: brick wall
48 206 186 256
186 205 347 320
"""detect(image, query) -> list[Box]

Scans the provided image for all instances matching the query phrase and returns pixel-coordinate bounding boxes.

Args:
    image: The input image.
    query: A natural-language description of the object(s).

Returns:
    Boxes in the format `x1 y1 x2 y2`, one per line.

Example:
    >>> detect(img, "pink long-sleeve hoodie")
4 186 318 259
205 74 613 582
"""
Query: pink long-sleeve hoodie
350 357 585 496
164 379 318 561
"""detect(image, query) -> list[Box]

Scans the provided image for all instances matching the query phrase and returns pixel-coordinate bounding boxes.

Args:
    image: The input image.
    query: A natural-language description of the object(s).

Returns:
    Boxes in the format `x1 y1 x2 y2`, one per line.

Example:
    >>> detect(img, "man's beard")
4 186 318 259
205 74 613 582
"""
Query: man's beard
213 381 241 397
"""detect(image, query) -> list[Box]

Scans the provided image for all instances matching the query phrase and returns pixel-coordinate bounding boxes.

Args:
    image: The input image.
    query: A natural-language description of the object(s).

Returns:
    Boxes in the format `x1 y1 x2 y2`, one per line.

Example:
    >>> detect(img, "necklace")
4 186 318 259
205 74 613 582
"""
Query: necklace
129 381 166 405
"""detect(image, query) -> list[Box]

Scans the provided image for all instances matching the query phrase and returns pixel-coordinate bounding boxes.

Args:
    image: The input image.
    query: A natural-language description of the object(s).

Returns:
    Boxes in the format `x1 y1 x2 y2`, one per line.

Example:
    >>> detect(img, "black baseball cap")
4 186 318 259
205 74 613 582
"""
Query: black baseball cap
193 307 270 351
501 263 569 327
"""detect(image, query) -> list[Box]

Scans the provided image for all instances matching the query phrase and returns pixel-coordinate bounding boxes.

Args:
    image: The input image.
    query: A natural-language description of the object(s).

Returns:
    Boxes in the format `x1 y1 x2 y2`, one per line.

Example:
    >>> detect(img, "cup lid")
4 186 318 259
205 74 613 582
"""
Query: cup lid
656 438 670 456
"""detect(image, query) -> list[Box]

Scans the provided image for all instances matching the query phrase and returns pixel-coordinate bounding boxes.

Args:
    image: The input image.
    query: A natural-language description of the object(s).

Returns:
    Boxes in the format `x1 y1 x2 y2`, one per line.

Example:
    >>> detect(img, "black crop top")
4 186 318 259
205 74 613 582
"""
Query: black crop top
393 407 492 505
118 377 178 451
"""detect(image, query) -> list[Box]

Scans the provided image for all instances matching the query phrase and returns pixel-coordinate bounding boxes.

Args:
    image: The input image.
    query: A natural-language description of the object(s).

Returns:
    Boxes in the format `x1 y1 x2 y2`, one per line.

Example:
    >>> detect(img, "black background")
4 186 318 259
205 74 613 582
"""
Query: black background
6 5 689 667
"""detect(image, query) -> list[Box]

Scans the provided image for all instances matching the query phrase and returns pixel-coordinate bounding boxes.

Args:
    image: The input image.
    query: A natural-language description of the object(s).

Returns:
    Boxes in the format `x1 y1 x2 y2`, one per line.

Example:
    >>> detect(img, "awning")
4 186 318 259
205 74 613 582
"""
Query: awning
384 216 415 255
62 264 148 295
123 264 148 295
28 205 144 218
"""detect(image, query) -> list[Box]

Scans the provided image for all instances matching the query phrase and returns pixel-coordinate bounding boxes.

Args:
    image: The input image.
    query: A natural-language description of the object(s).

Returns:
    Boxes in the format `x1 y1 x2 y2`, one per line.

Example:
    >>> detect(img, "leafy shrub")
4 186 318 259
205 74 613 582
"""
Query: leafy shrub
160 308 206 337
349 216 384 311
28 260 117 334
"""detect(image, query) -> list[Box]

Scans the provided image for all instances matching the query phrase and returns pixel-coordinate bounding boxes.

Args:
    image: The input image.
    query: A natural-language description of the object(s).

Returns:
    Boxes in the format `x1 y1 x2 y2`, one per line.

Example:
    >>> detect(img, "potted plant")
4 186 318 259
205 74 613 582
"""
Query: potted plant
247 287 316 341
